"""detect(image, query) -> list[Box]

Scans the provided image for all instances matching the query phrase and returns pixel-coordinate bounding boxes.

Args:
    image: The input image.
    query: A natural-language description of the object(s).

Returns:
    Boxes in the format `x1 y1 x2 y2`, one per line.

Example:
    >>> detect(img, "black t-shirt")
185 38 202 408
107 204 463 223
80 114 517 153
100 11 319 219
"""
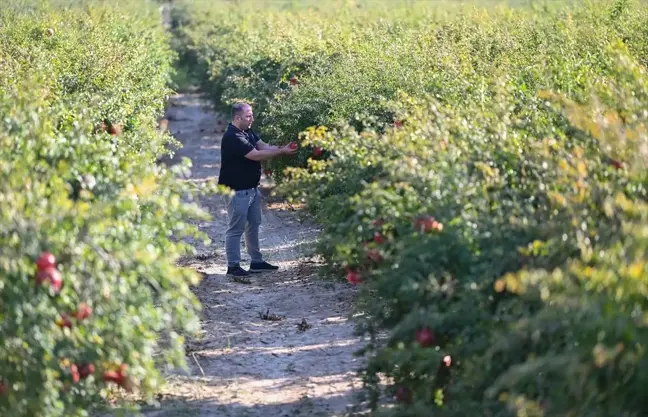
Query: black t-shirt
217 123 261 191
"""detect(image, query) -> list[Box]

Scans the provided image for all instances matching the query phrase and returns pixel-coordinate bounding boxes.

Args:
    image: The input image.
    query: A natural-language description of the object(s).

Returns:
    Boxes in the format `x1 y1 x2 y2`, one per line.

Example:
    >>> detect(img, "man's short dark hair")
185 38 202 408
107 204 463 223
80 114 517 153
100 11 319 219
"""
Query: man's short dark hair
231 102 250 120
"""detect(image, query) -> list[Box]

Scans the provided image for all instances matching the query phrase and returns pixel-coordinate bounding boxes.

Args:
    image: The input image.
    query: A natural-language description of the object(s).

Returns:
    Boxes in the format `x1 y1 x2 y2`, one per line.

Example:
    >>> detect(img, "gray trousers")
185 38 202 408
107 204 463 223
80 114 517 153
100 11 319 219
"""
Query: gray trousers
224 187 263 267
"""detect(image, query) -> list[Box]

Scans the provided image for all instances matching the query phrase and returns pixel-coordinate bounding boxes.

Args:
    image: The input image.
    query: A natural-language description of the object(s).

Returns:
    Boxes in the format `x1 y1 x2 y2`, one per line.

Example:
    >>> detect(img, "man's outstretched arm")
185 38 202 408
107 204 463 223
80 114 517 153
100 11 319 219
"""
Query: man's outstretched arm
244 145 296 161
256 139 279 151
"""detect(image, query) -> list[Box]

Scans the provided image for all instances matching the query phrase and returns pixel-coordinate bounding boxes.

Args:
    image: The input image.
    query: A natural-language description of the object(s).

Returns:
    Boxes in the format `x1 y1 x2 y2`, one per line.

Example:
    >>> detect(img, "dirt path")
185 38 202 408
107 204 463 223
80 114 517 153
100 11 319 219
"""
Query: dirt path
145 93 366 417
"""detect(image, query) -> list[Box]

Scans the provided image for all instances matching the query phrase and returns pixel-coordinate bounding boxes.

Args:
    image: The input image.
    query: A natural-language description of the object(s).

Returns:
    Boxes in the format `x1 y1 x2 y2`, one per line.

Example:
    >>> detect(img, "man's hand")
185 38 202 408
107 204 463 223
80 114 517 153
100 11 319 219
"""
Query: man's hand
257 140 297 156
280 142 298 156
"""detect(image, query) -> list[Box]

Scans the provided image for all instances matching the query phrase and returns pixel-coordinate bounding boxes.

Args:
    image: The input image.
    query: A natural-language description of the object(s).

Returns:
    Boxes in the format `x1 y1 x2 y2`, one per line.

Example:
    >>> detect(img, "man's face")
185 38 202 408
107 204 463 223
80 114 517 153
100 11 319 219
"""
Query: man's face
236 106 254 130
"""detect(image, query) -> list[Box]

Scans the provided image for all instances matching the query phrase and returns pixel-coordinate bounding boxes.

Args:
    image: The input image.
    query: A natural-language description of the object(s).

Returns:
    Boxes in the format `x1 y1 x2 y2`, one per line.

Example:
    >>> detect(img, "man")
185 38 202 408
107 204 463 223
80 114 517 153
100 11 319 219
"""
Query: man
217 102 297 277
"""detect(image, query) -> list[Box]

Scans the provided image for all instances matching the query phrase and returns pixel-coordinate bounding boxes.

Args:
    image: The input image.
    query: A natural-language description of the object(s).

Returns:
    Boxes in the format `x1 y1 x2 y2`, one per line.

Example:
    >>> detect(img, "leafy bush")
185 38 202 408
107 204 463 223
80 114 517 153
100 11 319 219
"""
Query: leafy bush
284 43 648 417
0 1 216 416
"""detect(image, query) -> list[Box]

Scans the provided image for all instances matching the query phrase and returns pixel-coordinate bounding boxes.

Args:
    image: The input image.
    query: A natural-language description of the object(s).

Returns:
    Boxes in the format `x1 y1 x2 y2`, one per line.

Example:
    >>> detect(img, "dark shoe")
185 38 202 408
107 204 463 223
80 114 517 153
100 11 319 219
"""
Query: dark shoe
226 265 250 277
249 261 279 273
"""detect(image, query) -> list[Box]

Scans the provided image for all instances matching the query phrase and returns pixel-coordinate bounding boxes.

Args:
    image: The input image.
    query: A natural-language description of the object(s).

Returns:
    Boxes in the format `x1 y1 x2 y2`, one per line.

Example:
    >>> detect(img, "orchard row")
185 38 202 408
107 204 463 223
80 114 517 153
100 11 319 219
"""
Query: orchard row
0 1 212 416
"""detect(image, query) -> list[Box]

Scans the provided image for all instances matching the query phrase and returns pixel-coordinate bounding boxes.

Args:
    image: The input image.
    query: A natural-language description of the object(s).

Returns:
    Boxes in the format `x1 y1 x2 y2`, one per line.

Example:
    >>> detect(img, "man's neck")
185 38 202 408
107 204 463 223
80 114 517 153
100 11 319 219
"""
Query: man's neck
231 122 247 131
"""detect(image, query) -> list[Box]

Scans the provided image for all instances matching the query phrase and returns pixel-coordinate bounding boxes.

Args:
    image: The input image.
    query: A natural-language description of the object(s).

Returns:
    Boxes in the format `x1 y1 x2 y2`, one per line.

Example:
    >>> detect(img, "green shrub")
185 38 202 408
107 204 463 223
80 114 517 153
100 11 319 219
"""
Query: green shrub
0 2 217 416
282 44 648 416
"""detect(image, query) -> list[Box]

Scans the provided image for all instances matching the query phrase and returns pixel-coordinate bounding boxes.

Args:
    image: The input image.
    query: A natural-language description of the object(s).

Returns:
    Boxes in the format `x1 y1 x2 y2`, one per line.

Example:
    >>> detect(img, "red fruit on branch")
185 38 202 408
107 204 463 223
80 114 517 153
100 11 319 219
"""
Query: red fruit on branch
312 147 322 157
103 370 123 384
57 313 72 328
103 364 128 383
36 267 62 292
610 159 623 169
345 268 362 285
414 215 443 233
373 232 385 244
103 364 135 391
70 364 80 383
109 124 122 136
415 327 435 347
36 252 56 271
392 120 404 128
49 268 62 292
443 355 452 367
289 76 298 86
78 363 95 379
289 142 298 150
73 303 92 320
